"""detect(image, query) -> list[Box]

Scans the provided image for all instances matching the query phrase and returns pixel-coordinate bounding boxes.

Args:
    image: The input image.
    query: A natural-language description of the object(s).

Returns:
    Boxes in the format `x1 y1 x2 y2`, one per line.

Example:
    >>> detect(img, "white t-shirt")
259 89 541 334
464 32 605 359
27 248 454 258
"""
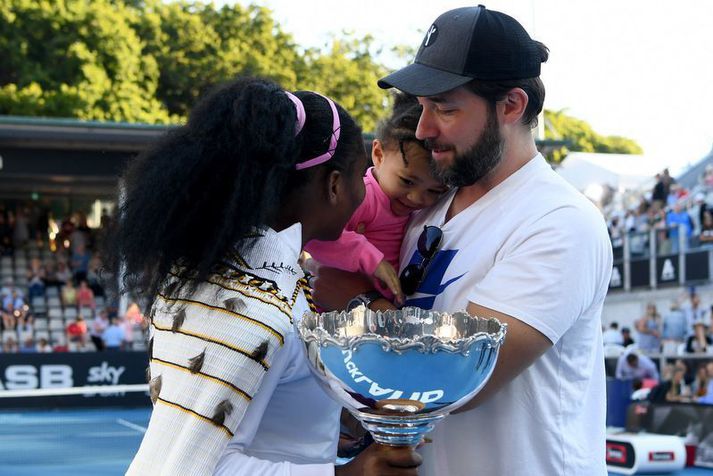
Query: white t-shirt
400 154 612 476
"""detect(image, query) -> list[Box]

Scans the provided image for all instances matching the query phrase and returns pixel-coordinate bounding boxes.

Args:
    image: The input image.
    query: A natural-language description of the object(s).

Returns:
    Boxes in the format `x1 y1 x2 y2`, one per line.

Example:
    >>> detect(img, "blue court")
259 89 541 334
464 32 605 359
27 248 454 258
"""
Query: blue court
1 407 712 475
0 407 151 476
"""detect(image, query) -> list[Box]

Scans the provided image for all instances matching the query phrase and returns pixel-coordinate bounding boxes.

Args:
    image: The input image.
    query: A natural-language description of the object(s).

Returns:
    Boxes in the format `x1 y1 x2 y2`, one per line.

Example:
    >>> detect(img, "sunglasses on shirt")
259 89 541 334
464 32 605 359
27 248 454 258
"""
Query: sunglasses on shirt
399 225 443 296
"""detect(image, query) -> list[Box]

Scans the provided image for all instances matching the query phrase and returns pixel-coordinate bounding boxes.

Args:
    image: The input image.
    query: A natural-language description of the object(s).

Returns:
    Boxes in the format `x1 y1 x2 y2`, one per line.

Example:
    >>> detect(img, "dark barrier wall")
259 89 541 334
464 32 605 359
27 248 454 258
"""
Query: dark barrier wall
0 351 149 408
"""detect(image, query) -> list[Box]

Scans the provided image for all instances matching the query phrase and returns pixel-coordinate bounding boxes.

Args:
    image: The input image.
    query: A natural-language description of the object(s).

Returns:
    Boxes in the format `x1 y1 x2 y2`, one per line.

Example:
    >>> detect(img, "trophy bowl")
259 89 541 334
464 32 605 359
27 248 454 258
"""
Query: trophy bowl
296 306 507 446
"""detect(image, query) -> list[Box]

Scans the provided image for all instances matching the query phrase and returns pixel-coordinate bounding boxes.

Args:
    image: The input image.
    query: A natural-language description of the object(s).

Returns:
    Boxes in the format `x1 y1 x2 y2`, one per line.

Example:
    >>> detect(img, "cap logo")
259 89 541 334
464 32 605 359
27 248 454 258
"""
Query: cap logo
423 24 438 47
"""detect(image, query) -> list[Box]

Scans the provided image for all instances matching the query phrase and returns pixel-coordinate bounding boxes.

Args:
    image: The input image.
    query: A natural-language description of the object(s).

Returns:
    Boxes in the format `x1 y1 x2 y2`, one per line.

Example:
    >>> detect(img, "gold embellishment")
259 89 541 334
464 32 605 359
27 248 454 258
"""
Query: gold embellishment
156 397 234 438
151 357 252 402
156 293 285 345
149 375 162 405
188 348 206 373
152 322 270 370
211 399 234 427
172 308 187 333
167 270 295 322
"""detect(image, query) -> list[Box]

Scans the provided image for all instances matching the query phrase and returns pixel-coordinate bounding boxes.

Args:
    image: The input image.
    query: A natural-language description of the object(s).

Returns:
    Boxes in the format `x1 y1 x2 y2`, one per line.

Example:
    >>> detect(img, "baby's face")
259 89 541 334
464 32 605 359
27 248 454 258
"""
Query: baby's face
374 140 449 217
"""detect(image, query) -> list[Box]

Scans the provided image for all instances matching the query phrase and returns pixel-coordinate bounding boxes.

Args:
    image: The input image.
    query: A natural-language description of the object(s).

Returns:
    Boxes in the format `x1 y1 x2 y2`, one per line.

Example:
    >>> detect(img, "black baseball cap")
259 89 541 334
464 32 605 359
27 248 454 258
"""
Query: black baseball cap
378 5 546 96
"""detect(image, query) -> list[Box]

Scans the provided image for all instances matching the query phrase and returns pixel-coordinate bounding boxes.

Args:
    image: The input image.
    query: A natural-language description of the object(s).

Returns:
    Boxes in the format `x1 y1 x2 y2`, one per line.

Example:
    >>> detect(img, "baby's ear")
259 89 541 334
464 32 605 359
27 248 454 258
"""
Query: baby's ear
371 139 385 167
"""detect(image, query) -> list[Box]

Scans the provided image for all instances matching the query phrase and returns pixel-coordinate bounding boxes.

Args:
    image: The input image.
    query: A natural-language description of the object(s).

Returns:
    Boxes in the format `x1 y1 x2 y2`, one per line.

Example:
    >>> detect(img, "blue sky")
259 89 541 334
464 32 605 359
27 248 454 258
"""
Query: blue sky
224 0 713 175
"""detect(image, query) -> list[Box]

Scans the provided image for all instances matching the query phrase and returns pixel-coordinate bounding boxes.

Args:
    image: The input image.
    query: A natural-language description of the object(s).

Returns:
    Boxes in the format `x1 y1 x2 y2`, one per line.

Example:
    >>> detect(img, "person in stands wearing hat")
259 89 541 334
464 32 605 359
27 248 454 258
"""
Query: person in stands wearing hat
313 6 611 476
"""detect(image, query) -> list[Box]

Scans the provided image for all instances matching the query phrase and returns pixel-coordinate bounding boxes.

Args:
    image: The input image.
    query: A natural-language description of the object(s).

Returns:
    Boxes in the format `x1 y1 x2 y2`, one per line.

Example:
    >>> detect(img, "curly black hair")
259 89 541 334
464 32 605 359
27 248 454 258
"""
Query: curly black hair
107 77 363 299
375 92 424 165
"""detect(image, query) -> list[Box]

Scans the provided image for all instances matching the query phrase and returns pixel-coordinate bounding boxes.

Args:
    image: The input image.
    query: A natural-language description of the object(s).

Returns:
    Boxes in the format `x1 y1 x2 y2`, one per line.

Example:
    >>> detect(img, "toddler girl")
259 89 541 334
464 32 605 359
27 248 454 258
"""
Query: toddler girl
305 93 448 303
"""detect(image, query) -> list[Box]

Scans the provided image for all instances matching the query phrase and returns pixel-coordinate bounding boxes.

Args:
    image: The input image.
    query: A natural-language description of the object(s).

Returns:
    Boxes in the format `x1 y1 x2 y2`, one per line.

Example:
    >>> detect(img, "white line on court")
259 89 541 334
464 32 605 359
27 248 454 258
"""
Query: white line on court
116 418 147 433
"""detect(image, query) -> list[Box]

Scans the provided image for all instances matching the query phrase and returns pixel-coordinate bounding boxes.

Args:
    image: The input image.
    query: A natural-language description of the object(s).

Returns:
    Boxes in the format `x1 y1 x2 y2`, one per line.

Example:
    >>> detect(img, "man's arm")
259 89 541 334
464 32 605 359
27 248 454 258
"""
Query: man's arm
312 267 553 413
454 302 551 413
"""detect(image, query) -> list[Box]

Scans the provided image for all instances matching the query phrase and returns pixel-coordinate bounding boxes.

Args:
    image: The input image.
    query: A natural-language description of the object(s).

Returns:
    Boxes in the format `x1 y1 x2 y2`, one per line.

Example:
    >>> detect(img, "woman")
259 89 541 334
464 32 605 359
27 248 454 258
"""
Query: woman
113 78 420 475
636 302 662 354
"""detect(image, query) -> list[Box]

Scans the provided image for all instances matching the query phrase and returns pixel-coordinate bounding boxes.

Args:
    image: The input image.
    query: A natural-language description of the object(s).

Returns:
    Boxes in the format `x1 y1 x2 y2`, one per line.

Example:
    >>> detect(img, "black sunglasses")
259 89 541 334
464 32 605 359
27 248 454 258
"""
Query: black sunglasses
399 225 443 296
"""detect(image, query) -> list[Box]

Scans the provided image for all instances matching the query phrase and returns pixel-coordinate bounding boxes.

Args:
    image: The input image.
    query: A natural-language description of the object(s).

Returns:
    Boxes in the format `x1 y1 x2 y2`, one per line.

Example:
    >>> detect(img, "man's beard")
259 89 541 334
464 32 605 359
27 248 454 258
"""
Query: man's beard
427 110 504 188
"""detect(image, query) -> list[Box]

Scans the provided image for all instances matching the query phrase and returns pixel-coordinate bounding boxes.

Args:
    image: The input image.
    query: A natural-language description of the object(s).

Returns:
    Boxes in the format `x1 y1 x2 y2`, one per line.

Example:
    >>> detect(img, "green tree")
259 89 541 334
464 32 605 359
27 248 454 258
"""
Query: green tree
544 109 643 163
0 0 390 130
0 0 171 122
300 35 389 133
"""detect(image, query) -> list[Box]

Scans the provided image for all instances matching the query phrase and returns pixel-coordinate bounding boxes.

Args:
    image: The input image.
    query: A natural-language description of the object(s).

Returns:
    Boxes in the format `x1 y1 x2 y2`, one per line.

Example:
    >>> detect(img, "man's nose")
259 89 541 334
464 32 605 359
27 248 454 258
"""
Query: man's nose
415 109 436 141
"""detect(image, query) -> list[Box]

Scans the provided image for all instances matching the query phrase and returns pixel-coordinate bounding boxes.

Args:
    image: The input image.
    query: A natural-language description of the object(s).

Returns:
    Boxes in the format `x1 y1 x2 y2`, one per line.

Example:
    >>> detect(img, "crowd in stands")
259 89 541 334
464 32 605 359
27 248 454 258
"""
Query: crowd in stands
605 289 713 405
605 166 713 254
0 203 148 353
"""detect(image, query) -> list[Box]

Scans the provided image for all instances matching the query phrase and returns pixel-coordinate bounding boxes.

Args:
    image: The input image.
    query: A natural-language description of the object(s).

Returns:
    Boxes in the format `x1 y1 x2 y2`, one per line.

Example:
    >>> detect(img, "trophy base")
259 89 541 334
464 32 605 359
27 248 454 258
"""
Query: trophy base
355 409 445 447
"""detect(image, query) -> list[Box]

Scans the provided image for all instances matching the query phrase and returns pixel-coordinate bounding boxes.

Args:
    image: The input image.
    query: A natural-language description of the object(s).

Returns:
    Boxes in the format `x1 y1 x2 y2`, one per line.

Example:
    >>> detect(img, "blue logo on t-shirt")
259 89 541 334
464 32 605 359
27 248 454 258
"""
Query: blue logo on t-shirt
403 249 465 309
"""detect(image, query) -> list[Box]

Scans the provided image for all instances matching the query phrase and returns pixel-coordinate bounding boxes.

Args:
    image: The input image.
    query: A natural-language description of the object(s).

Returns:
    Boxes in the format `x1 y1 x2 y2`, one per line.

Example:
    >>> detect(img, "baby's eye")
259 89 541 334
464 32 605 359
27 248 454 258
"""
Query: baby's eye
400 177 414 186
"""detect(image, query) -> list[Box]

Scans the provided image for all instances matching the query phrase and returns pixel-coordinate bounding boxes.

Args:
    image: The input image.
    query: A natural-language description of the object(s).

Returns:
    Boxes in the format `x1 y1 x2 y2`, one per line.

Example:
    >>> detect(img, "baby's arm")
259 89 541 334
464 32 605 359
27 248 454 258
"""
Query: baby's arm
305 230 384 275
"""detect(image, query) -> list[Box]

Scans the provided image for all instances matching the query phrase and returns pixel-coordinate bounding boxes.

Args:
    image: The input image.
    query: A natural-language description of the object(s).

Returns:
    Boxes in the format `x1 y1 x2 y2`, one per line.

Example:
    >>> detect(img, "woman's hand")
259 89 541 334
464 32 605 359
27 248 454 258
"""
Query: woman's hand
335 443 422 476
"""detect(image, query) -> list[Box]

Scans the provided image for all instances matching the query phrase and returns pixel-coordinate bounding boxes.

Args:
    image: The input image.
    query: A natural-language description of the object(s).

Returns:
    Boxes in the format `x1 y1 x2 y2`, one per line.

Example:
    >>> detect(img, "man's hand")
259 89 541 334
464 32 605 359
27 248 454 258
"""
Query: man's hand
311 264 373 311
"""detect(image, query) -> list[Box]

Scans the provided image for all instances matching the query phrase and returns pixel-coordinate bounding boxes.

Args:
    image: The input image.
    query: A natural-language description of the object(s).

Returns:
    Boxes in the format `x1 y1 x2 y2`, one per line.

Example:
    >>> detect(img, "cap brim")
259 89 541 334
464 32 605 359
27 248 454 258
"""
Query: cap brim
378 62 472 96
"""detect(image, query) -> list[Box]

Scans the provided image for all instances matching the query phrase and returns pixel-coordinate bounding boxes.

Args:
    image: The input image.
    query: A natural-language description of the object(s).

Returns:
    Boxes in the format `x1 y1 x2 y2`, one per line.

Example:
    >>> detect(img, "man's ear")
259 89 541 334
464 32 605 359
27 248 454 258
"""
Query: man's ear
499 88 529 126
371 139 385 168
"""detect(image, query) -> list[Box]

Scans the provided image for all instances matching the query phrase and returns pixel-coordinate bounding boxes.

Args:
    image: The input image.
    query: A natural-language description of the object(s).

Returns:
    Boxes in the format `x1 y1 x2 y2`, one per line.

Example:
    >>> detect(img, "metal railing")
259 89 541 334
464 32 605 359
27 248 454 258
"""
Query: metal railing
610 225 713 291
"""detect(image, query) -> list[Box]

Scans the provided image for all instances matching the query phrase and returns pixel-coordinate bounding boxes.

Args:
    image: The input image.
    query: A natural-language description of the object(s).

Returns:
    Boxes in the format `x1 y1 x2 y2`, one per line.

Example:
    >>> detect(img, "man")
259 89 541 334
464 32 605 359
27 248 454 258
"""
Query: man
603 322 624 345
317 6 612 475
621 326 635 347
615 352 659 380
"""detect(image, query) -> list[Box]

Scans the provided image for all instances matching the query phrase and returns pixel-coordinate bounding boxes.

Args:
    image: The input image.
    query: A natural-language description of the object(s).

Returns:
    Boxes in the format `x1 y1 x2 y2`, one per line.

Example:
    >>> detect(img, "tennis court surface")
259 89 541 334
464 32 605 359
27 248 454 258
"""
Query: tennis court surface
2 406 712 475
0 407 150 476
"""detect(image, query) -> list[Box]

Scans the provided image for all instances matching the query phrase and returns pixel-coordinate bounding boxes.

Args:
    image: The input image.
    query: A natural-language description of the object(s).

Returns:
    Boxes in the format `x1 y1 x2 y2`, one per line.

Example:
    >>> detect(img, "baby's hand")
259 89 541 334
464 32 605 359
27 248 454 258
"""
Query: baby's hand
374 260 404 306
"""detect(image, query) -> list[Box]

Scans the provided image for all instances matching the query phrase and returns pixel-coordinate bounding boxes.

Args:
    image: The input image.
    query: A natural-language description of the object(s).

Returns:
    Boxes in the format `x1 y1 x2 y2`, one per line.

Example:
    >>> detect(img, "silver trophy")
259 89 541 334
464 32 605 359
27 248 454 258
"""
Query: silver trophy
296 306 507 446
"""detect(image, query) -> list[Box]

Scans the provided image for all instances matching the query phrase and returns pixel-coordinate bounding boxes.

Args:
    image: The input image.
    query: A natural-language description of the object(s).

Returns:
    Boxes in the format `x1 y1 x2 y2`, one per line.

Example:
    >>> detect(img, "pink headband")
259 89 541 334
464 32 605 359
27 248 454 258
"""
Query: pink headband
285 91 341 171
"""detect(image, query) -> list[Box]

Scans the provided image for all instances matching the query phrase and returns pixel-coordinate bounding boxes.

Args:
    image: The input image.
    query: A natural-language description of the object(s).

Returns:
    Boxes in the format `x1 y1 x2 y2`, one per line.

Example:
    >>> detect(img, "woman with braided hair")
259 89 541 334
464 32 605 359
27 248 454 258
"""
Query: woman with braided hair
111 77 421 475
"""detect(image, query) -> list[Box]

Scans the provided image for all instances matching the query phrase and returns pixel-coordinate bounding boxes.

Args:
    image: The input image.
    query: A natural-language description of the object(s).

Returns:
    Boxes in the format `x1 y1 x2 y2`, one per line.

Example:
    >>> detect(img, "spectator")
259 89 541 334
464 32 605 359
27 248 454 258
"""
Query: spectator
66 315 88 349
89 310 109 351
86 255 105 297
685 293 710 337
19 336 36 353
2 335 19 353
16 313 33 342
616 352 660 380
692 364 710 398
27 258 46 300
686 322 713 354
666 203 693 252
603 322 624 345
662 298 688 353
621 327 635 347
636 302 662 353
697 362 713 404
76 280 95 310
700 210 713 246
666 367 692 402
651 173 666 211
71 242 91 283
102 317 124 351
54 261 71 285
61 280 77 307
2 290 25 330
690 193 709 243
35 337 52 353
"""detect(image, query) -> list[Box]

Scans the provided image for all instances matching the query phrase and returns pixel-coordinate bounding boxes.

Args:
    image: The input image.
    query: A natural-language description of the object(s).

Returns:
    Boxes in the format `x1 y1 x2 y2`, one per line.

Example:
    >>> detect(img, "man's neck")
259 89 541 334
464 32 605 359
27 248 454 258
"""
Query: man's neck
446 135 538 222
